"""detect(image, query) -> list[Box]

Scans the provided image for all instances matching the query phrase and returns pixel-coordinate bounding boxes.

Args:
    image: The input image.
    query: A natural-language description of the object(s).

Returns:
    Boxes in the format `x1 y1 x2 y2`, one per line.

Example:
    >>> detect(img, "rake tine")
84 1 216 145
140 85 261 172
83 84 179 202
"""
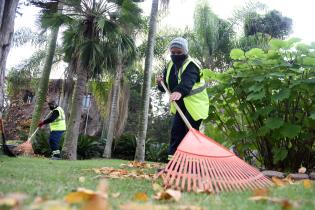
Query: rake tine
204 158 219 193
175 152 186 189
200 158 213 193
168 152 184 187
181 152 189 191
220 158 244 191
212 159 232 192
196 158 204 191
227 159 257 190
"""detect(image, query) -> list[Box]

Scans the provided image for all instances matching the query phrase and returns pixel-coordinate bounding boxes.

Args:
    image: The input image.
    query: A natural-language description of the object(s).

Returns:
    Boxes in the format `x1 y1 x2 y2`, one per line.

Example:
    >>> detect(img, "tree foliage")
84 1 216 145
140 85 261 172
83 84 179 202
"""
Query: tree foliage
244 10 292 39
207 38 315 170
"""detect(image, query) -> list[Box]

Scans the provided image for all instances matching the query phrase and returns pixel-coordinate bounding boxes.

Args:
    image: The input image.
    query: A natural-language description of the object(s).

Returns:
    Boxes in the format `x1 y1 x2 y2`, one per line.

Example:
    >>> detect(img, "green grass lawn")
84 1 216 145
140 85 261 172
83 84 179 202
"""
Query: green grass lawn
0 156 314 210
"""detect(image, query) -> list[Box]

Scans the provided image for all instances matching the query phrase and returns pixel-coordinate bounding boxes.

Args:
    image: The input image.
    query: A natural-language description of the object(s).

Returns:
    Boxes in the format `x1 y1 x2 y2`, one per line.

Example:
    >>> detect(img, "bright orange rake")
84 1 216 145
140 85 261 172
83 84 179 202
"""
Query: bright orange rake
157 81 272 193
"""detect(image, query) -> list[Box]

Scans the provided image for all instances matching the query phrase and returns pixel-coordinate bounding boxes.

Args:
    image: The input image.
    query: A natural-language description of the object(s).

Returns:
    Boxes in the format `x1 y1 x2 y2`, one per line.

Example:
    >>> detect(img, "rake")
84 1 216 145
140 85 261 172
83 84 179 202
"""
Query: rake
8 111 52 156
157 81 273 193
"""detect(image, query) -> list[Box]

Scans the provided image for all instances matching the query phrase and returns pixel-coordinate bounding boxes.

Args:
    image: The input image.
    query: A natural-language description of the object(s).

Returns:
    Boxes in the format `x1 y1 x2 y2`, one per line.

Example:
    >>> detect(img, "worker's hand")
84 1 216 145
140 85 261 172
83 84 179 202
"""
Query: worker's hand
155 74 163 84
38 121 44 128
170 91 182 101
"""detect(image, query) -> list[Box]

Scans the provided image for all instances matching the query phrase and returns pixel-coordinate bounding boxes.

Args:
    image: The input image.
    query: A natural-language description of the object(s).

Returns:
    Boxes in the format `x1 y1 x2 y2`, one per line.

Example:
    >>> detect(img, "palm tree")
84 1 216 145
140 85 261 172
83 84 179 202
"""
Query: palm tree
61 0 142 159
28 0 63 135
0 0 20 119
135 0 169 162
103 21 141 158
189 1 234 71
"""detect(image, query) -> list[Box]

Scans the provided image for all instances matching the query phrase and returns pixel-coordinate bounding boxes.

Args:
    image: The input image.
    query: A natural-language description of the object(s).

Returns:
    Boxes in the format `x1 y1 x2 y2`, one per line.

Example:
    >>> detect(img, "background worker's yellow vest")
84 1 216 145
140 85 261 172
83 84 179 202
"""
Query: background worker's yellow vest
50 107 66 131
166 57 209 121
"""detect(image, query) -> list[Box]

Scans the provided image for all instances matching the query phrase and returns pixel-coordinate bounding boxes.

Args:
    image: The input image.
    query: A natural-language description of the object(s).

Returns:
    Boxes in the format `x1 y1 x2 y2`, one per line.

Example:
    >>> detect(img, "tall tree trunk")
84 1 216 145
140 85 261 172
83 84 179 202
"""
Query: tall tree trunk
29 2 63 136
134 0 159 162
60 62 75 118
0 0 19 118
103 58 123 158
62 62 87 160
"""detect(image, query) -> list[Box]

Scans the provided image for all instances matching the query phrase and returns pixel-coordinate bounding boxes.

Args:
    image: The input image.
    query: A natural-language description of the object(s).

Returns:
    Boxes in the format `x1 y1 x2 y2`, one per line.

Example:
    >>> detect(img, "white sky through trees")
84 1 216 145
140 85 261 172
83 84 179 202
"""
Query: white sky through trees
7 0 315 78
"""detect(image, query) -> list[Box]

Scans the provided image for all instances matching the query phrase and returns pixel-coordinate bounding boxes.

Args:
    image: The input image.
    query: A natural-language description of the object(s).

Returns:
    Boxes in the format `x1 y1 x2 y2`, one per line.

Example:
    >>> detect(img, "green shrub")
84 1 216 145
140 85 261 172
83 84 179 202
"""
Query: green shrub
32 130 102 159
77 134 103 159
207 38 315 170
145 139 168 162
112 133 137 160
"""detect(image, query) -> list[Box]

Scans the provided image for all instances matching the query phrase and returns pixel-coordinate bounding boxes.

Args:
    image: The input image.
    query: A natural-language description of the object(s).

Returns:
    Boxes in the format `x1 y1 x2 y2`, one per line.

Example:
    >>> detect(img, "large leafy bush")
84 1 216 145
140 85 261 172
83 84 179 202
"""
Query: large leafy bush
207 38 315 170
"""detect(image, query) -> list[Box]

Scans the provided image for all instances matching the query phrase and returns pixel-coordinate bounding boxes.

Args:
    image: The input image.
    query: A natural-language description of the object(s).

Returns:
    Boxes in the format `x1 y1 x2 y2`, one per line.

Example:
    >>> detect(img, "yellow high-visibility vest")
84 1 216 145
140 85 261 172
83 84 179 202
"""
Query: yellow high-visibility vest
166 56 209 121
50 106 66 131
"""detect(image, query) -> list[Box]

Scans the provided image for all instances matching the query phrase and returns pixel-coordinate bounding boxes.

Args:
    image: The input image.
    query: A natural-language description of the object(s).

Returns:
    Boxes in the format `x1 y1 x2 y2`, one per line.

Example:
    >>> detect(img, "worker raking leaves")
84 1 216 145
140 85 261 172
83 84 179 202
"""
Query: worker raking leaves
156 37 209 160
37 100 66 160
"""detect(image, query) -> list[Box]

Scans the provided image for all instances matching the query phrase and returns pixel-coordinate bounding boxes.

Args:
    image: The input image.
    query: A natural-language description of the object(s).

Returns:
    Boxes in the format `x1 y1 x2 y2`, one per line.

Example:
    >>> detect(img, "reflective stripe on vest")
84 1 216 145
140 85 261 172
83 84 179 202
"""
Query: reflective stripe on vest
166 56 209 121
50 106 66 131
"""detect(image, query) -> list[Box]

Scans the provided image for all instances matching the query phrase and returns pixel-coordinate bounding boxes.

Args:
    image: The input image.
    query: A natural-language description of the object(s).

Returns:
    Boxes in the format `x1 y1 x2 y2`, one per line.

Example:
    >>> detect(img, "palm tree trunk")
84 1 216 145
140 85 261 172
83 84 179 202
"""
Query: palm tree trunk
103 59 123 158
134 0 159 162
62 61 87 160
60 62 75 118
0 0 19 118
29 2 63 136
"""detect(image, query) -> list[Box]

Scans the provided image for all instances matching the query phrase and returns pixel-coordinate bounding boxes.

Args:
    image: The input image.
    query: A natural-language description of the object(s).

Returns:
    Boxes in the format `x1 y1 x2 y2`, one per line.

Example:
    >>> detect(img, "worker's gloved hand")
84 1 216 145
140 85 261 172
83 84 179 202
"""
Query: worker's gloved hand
170 91 182 101
38 121 44 128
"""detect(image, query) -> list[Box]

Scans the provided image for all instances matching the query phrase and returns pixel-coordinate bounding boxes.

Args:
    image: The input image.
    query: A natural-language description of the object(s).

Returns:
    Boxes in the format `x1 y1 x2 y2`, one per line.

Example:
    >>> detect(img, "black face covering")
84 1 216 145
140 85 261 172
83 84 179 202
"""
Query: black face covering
49 104 56 110
171 54 188 67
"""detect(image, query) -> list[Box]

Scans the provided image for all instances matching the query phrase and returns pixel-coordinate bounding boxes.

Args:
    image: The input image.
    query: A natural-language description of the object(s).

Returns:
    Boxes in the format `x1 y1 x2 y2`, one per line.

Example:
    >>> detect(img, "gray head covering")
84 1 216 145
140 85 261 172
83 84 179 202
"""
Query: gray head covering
169 37 189 54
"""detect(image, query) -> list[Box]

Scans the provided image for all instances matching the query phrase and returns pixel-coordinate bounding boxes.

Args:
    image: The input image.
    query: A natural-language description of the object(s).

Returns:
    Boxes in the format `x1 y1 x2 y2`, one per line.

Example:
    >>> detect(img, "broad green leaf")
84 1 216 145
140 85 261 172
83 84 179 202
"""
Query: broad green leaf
266 50 279 59
245 48 265 59
279 123 301 139
296 43 310 54
272 148 288 164
271 89 290 101
268 72 285 78
265 118 284 129
252 76 265 82
269 39 288 50
202 69 228 82
303 57 315 66
310 112 315 120
246 91 265 101
248 84 264 92
230 49 245 60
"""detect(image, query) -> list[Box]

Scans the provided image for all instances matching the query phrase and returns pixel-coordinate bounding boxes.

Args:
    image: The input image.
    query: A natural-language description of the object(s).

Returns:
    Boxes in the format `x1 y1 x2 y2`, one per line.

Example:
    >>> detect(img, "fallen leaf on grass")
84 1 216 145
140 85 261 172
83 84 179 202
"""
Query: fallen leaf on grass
302 179 313 188
111 193 120 198
92 167 154 180
81 194 109 210
154 189 181 202
79 176 86 183
253 188 269 197
30 200 72 210
272 176 286 186
249 196 298 209
120 203 168 210
298 166 306 174
0 193 27 209
134 192 149 202
64 180 109 210
282 175 294 184
64 189 96 203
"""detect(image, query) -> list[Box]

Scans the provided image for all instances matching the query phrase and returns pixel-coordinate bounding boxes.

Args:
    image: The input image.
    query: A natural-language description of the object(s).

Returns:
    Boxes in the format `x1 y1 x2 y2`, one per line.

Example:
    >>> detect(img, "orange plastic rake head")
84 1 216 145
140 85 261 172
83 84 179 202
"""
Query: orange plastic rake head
157 80 272 193
157 128 273 193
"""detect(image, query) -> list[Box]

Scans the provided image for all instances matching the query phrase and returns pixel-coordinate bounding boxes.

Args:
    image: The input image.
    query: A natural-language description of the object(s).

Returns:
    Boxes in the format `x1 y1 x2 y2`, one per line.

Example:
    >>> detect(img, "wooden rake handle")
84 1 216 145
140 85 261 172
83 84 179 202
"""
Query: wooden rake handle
160 80 193 130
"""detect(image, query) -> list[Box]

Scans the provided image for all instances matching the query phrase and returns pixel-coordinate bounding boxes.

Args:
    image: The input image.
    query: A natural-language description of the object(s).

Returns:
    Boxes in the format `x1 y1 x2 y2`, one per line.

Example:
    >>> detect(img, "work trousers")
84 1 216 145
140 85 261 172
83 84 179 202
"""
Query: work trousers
168 105 202 155
49 131 65 151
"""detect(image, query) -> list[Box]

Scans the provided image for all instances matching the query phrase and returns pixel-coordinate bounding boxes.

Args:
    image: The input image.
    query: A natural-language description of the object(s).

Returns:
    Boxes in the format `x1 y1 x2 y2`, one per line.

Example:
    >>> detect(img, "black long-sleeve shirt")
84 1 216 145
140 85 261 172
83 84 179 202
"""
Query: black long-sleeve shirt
43 110 59 124
157 61 200 109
